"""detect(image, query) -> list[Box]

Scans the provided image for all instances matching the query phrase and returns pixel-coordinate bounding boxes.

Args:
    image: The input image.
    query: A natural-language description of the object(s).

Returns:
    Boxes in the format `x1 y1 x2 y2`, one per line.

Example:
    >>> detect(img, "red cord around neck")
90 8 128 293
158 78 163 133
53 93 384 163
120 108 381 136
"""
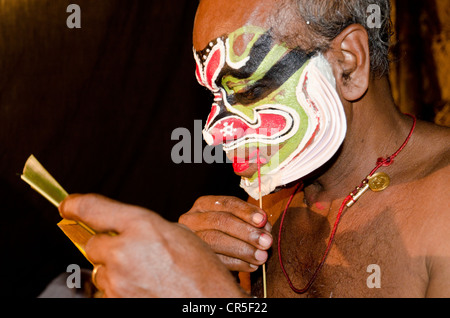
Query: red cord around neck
277 114 417 294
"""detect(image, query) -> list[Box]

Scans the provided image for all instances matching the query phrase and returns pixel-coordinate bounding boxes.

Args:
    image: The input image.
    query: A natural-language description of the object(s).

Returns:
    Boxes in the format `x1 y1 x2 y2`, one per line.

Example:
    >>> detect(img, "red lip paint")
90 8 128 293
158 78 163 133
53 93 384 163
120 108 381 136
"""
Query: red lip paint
232 150 267 173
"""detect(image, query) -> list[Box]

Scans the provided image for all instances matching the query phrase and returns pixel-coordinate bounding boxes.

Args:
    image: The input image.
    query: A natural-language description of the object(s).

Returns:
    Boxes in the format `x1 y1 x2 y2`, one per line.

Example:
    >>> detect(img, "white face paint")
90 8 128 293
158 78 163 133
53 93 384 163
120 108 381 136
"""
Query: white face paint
194 26 347 199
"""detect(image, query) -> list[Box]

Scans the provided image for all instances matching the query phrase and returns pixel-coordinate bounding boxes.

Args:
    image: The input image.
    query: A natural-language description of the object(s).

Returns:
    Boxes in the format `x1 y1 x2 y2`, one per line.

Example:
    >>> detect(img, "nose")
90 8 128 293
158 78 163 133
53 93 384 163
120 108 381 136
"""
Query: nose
203 120 247 146
202 130 215 146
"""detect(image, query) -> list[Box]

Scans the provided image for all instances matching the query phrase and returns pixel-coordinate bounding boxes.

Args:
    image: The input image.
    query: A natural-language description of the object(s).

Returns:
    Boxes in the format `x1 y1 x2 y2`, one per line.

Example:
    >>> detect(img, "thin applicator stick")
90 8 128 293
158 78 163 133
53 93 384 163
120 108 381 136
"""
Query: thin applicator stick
257 148 267 298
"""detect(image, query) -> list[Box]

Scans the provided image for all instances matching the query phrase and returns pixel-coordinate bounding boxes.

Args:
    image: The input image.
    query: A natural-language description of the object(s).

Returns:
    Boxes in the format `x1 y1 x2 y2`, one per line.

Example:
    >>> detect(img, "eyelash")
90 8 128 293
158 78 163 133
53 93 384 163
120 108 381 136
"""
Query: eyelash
228 84 268 105
220 80 268 105
239 85 265 100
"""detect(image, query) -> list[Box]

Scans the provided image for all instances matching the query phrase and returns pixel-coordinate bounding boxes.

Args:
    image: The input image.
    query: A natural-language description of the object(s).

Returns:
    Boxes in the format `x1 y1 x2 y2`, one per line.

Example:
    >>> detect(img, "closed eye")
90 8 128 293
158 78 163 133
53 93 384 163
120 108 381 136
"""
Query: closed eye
235 83 269 105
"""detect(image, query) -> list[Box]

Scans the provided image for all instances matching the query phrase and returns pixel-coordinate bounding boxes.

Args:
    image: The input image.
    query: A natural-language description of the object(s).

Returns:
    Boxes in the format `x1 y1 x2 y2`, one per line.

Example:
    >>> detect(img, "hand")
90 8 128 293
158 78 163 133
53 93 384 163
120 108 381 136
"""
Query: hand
59 194 247 298
179 196 273 273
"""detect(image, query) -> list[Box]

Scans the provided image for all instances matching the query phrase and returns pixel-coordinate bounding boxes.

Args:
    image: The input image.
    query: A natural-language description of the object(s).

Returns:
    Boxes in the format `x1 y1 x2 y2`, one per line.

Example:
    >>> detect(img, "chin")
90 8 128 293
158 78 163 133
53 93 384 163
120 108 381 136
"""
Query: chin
232 163 258 178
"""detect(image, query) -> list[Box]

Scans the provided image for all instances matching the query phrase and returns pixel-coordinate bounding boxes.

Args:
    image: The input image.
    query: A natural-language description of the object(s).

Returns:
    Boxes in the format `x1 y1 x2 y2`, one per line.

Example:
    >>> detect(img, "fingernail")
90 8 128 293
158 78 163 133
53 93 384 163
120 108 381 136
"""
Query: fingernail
58 198 67 218
255 250 268 262
252 213 265 225
259 233 272 248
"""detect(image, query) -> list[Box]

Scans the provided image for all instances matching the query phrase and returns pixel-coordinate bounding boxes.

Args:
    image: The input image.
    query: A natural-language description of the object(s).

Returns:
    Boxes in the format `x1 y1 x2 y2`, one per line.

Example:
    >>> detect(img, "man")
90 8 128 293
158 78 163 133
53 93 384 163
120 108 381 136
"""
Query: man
60 0 450 297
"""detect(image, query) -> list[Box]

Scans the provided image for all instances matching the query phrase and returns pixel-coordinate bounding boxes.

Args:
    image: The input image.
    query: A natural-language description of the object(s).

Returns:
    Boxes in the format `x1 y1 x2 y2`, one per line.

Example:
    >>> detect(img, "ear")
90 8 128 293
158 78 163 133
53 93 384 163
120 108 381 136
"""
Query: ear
324 24 370 102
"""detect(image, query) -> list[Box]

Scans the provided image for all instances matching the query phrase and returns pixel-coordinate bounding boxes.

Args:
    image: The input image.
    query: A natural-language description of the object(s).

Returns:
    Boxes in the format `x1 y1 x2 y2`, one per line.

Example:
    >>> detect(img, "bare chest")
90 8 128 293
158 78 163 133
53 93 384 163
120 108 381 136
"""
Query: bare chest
251 198 429 298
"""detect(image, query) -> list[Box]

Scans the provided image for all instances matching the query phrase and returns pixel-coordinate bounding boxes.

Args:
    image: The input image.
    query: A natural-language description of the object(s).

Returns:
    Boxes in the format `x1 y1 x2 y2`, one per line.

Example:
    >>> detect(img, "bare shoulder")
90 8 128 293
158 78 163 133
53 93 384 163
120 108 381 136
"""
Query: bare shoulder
410 121 450 297
411 120 449 219
414 120 449 167
422 171 450 297
406 120 449 191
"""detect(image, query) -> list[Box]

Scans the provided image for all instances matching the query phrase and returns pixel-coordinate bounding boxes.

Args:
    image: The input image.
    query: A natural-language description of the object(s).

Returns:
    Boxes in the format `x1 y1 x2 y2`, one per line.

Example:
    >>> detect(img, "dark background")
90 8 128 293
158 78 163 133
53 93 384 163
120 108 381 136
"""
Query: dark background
0 0 245 298
0 0 448 298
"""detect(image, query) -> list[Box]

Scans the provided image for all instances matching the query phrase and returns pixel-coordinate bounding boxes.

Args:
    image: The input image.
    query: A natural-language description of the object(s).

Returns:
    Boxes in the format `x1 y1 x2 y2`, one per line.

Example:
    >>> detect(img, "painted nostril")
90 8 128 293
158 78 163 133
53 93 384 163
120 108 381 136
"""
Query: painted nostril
204 121 249 146
219 122 244 142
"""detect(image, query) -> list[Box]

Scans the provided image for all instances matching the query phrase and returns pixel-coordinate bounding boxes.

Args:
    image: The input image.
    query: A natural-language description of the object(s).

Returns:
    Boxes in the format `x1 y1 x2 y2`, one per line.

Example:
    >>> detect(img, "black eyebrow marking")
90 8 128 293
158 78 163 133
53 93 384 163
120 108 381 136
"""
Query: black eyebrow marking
196 29 317 109
230 49 315 106
231 31 275 79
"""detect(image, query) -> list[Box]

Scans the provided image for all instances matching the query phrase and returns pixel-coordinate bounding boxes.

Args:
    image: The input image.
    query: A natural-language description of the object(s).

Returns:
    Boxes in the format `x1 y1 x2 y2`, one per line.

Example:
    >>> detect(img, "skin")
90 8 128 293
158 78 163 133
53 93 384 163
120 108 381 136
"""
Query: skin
59 194 247 297
59 0 450 298
180 0 450 297
196 25 316 181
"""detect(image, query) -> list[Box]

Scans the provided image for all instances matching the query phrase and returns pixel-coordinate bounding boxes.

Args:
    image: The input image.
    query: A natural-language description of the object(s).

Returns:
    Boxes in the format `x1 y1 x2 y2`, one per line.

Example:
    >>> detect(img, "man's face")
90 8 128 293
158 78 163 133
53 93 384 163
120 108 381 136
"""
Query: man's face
194 26 319 182
193 0 346 195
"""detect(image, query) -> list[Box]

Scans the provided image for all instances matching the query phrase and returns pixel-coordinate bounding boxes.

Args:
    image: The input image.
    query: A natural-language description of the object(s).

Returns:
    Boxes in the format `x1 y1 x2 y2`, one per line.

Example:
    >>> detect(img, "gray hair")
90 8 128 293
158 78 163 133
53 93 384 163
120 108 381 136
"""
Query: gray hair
271 0 393 77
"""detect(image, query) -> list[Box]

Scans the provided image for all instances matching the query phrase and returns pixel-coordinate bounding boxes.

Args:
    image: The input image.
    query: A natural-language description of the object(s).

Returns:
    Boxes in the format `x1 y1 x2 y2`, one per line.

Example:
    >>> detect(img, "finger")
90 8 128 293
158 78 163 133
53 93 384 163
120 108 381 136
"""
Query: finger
59 194 146 234
86 234 132 298
183 211 272 250
216 254 260 273
190 196 268 228
91 263 107 292
84 233 121 265
198 230 269 265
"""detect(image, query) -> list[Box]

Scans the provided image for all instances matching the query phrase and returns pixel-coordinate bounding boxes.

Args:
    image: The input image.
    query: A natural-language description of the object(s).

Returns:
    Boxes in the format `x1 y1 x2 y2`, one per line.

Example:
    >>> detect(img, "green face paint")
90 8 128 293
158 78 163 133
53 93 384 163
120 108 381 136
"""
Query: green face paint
194 26 347 199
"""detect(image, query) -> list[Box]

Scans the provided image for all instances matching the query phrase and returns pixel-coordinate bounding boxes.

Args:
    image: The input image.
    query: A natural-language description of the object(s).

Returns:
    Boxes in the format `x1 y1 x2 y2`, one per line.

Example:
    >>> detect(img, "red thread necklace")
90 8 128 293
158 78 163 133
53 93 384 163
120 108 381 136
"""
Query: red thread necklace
275 114 417 294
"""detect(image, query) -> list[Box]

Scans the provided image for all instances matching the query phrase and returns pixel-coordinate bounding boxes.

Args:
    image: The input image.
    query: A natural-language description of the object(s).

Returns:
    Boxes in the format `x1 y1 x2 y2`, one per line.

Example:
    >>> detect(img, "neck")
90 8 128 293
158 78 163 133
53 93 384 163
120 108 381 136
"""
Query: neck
303 77 415 204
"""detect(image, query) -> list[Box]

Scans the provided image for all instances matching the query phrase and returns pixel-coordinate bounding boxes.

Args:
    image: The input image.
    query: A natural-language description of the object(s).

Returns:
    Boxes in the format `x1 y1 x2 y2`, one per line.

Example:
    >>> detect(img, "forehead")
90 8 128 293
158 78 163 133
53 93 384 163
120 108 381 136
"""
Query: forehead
193 0 279 51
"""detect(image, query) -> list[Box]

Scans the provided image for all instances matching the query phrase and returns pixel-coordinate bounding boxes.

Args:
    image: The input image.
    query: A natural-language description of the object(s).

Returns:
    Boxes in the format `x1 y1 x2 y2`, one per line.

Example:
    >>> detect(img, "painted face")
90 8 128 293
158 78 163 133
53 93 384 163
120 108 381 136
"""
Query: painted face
194 26 347 199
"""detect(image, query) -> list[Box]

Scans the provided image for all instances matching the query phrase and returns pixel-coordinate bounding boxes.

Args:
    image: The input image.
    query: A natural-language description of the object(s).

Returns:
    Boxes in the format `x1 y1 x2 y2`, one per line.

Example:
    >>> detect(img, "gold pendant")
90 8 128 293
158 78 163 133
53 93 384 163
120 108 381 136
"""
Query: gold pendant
346 172 391 208
368 172 391 192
